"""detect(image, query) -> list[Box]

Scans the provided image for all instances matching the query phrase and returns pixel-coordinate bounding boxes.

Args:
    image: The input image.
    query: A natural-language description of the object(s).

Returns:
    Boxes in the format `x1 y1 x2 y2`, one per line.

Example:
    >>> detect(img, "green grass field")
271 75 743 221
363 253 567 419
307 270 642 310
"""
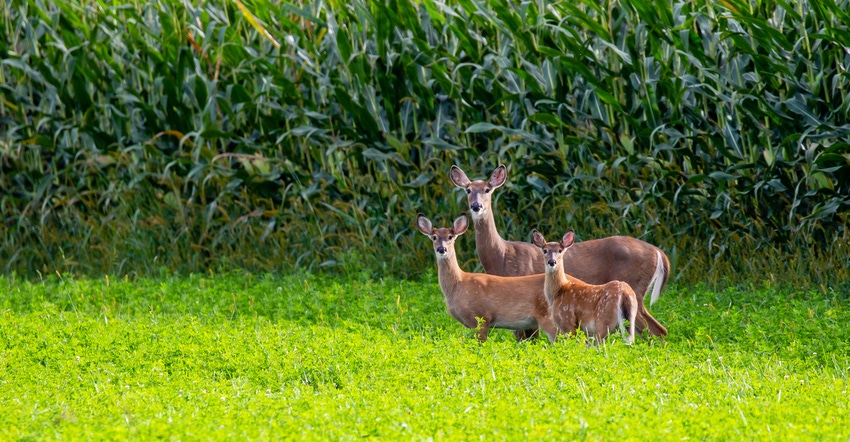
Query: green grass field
3 0 849 439
1 272 847 440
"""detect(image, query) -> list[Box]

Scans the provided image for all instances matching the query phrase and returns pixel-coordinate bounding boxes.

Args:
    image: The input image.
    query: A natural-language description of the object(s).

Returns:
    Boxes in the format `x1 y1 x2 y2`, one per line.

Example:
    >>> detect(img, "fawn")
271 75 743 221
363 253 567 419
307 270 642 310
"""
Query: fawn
450 164 668 338
532 229 637 344
416 213 558 342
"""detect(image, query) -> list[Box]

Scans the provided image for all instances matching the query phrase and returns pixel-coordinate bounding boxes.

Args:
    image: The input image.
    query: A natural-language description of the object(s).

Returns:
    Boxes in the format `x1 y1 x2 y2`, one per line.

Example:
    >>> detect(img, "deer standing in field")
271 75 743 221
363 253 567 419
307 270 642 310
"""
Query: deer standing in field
416 213 559 343
450 164 668 338
532 229 637 345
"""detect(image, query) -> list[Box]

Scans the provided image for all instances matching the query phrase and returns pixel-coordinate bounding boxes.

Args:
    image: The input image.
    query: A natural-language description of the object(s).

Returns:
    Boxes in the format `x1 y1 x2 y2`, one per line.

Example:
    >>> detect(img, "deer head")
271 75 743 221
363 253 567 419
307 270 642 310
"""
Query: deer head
450 165 507 221
417 213 468 259
531 229 576 271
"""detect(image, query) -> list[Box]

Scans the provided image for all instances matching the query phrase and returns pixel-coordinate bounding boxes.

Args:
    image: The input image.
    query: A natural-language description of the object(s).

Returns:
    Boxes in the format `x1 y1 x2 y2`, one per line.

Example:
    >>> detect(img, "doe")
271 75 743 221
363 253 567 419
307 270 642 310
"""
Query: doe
416 213 558 343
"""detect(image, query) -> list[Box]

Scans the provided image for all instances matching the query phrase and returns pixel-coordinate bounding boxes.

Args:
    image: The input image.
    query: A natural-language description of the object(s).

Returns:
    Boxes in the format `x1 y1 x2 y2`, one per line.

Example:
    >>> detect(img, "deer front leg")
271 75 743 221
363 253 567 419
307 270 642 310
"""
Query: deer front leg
475 318 491 342
538 316 559 344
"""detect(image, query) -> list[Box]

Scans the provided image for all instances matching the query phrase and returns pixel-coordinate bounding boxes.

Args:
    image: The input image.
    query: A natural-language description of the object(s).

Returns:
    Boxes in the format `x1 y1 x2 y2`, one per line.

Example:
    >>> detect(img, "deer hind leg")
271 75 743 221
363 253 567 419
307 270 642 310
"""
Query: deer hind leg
614 296 634 345
594 328 610 347
617 297 626 336
578 321 598 347
513 328 539 342
620 297 639 345
641 305 669 337
618 319 634 345
634 304 653 338
619 324 631 345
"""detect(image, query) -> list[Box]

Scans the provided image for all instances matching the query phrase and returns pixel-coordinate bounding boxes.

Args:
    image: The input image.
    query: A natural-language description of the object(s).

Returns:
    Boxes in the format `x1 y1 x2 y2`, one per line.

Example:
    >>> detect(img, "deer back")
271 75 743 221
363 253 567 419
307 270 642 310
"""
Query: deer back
562 236 662 296
479 239 543 277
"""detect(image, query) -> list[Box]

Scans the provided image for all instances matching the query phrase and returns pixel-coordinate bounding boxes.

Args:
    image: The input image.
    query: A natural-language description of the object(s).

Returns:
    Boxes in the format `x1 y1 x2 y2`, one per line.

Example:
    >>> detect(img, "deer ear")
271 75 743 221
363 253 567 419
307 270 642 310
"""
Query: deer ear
449 165 470 188
416 214 433 236
453 214 469 235
562 231 575 248
489 164 507 188
531 230 546 248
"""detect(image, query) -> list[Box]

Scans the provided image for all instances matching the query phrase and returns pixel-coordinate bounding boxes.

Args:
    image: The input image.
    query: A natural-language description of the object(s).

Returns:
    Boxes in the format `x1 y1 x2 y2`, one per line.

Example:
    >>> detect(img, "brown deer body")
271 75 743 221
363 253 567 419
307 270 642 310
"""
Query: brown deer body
416 213 558 343
450 165 668 338
532 230 637 344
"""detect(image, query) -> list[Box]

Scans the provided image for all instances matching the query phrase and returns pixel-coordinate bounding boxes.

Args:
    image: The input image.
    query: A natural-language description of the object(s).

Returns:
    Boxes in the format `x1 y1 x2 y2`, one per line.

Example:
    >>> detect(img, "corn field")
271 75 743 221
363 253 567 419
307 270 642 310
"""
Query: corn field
1 0 849 287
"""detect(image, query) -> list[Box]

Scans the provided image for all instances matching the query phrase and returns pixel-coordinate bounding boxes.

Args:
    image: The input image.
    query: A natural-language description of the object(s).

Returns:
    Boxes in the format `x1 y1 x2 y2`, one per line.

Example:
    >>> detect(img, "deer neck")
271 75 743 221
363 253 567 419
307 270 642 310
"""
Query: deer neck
472 211 507 269
544 263 570 305
436 250 464 300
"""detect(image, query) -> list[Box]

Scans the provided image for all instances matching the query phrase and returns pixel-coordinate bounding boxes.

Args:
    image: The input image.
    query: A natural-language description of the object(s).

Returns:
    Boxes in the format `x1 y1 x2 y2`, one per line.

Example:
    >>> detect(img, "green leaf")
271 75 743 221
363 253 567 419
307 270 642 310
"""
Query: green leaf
784 94 822 126
763 147 776 167
529 113 567 127
807 172 834 191
334 86 381 141
200 127 235 140
464 122 501 134
709 171 737 181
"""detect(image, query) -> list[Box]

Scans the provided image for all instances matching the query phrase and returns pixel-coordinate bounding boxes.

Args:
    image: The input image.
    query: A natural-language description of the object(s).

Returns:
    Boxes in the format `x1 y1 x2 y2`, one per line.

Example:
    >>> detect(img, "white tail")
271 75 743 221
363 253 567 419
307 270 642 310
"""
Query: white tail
451 164 668 337
532 229 637 345
416 213 558 343
648 250 667 305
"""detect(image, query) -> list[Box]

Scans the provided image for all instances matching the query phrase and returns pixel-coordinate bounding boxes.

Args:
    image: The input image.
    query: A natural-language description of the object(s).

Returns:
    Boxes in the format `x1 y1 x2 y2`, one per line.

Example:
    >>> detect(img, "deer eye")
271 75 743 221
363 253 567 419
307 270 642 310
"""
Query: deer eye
431 235 436 241
485 188 490 193
542 249 547 254
448 235 453 240
465 188 471 194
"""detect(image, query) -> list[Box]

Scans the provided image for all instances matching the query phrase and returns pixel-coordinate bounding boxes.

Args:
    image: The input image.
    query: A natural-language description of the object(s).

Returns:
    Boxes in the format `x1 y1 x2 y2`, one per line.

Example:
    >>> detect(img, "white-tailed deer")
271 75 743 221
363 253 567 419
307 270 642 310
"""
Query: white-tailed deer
532 229 637 345
416 213 558 343
450 164 668 338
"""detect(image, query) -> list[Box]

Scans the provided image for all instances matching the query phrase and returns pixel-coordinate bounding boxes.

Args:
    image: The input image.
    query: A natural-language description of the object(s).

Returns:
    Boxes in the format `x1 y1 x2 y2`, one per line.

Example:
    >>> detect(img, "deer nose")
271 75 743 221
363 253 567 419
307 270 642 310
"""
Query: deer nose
471 202 482 212
436 246 447 254
547 259 556 267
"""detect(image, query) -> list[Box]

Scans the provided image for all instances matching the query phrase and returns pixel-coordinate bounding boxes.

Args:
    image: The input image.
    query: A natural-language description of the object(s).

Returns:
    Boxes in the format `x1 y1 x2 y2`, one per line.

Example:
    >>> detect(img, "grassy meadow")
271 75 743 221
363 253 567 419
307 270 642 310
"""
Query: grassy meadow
1 272 848 440
3 0 850 439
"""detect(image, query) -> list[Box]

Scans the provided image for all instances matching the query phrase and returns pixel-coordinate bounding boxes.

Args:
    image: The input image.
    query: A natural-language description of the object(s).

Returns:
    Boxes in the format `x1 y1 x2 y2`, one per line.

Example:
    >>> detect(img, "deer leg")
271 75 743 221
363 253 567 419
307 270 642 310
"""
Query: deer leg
633 306 650 338
513 328 539 342
639 303 668 337
584 326 601 347
624 325 635 345
635 315 648 338
537 317 559 344
625 298 638 345
475 321 491 342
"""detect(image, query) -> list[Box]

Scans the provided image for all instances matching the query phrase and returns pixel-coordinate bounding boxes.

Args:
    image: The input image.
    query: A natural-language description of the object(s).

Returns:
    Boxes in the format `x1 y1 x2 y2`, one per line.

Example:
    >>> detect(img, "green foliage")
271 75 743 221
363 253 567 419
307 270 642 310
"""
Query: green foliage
0 273 848 439
1 0 849 287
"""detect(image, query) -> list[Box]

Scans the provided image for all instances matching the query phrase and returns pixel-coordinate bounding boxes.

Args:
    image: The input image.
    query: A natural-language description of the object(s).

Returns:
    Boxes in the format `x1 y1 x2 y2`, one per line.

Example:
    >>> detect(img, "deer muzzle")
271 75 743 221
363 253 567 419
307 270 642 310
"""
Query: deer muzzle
436 246 447 255
470 202 482 212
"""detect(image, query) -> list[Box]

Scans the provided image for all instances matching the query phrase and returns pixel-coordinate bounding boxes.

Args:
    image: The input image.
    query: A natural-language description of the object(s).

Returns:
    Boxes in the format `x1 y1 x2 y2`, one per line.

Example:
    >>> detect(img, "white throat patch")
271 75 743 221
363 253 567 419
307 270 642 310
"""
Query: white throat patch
470 209 488 221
